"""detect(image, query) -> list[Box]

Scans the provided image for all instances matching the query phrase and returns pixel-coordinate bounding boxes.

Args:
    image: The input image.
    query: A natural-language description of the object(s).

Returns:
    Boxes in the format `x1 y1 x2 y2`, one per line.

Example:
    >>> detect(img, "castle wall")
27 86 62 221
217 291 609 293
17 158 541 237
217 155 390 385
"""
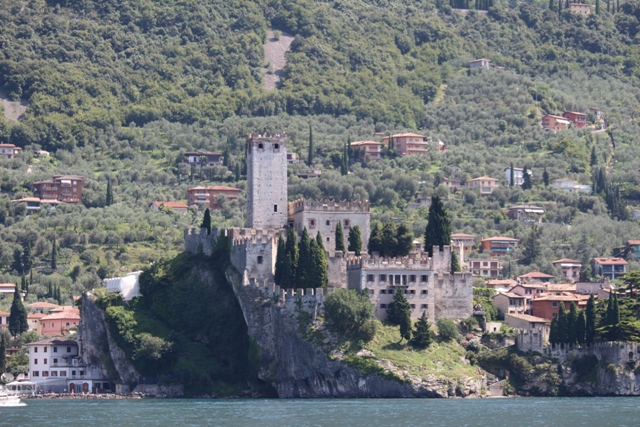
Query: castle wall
516 328 546 353
327 252 347 288
246 133 288 229
547 341 640 365
433 272 474 320
183 228 216 255
289 199 370 254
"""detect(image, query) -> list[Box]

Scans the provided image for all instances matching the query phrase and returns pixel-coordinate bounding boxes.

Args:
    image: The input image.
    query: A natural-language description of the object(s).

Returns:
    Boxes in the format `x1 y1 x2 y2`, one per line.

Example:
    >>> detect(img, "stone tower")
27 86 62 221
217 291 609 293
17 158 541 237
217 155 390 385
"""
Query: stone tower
246 132 288 229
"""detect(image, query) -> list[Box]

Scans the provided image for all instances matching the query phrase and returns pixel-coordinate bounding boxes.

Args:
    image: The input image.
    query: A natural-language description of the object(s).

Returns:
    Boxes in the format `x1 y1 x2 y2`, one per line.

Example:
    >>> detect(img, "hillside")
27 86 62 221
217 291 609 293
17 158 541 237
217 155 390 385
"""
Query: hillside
2 1 640 309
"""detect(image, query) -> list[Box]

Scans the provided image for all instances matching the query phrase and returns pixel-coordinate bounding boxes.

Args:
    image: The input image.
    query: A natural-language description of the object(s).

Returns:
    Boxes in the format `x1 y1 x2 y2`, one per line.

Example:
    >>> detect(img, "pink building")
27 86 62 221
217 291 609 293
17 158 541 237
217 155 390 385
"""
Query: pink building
383 133 428 157
552 258 582 282
40 307 80 336
350 141 383 161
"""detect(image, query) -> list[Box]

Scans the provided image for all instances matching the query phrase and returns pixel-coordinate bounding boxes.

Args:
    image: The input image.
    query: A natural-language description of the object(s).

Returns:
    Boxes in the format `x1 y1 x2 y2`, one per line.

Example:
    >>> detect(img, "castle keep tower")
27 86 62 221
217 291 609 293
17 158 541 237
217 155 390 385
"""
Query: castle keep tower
246 132 288 229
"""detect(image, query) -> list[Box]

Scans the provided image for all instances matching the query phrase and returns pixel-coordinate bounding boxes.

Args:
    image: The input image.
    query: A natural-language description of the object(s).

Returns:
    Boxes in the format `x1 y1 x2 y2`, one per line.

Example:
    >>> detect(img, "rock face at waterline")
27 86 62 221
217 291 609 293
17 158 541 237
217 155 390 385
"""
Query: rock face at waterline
226 268 482 398
77 293 140 385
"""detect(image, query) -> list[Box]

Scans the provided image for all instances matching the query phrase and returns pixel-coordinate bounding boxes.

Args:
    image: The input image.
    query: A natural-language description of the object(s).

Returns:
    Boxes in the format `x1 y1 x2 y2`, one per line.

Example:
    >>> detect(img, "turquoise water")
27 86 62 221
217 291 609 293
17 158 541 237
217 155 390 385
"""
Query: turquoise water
1 397 639 426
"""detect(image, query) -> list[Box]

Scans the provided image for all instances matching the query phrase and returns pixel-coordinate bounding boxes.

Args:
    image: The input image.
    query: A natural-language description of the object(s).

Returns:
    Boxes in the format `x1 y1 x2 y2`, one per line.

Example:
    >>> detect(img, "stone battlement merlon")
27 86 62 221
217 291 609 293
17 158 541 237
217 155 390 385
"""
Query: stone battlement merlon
246 132 288 146
346 255 433 270
289 198 371 215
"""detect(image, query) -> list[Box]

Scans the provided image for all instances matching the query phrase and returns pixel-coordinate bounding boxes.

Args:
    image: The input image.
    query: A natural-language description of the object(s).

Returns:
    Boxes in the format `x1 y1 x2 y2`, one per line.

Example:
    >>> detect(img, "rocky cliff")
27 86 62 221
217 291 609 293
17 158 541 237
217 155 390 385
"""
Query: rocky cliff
77 292 140 385
226 268 482 398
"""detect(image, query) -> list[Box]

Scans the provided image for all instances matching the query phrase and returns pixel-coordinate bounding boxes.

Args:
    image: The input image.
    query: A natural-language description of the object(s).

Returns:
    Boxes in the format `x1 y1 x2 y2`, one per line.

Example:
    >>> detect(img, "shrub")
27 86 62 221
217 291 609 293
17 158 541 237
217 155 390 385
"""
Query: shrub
324 288 376 342
436 318 459 341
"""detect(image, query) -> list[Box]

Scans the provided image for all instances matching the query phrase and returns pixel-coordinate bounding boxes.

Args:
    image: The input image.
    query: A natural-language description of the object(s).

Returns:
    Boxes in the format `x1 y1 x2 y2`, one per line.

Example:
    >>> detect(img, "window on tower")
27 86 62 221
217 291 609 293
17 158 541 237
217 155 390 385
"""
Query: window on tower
274 205 278 212
274 144 280 150
258 143 264 149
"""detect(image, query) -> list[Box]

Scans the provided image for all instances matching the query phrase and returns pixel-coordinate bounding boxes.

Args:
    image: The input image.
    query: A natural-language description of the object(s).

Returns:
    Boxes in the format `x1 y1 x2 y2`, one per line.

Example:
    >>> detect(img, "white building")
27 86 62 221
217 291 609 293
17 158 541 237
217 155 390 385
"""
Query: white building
103 271 142 301
504 167 532 186
27 338 111 393
552 178 592 193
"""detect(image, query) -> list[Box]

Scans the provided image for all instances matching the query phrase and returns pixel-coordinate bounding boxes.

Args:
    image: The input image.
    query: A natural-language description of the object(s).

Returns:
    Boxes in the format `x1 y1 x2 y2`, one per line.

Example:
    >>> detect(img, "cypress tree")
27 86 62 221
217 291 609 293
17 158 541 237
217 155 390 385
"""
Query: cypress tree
549 0 555 10
612 292 620 324
509 163 515 186
567 302 578 344
48 283 53 298
310 234 329 289
22 242 32 275
368 222 384 255
105 180 113 206
0 333 6 373
424 195 451 257
51 236 57 269
542 167 549 187
617 0 619 12
565 0 569 8
411 311 432 349
8 285 28 337
281 253 294 290
590 146 598 166
576 310 586 346
274 235 286 287
521 166 532 190
201 208 212 235
348 225 362 256
12 248 23 275
586 294 596 345
223 146 230 167
605 292 614 326
296 228 312 287
382 222 398 257
559 0 562 13
395 224 414 257
335 221 346 253
451 250 461 274
285 227 299 275
596 0 600 14
549 317 559 345
388 289 412 341
307 126 314 166
20 275 26 292
557 302 568 344
235 162 241 182
521 226 541 266
607 0 610 12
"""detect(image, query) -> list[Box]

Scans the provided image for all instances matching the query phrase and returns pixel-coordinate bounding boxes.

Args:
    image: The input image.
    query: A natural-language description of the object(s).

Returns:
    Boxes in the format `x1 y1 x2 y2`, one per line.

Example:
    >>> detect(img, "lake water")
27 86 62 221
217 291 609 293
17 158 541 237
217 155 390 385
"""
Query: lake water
1 397 639 426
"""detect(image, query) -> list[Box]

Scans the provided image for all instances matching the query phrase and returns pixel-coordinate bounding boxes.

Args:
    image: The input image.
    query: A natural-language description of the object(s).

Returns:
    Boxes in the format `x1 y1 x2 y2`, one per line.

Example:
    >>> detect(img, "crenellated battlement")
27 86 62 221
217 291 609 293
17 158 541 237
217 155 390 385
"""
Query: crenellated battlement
288 198 370 215
346 254 432 270
246 132 287 146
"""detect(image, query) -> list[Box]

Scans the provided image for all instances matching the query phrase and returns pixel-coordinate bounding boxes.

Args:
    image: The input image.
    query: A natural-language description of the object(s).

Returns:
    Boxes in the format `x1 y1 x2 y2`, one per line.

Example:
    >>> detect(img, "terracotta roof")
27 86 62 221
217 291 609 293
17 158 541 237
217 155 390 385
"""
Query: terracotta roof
350 140 383 146
552 258 582 264
545 284 577 292
518 271 555 279
505 313 549 323
41 308 80 321
151 201 189 209
187 186 241 192
184 151 223 155
482 236 520 242
390 133 425 138
593 257 628 266
0 283 16 288
26 338 77 346
49 306 76 313
467 176 498 182
514 283 548 289
532 295 581 302
494 292 526 299
564 111 586 116
28 302 61 309
485 279 517 286
509 205 544 210
28 313 46 319
452 233 475 239
0 311 10 316
627 240 640 245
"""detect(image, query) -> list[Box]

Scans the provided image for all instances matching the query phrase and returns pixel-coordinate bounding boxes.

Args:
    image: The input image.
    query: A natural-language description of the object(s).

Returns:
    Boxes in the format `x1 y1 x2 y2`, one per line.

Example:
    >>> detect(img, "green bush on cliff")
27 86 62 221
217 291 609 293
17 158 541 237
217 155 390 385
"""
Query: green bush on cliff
324 288 377 342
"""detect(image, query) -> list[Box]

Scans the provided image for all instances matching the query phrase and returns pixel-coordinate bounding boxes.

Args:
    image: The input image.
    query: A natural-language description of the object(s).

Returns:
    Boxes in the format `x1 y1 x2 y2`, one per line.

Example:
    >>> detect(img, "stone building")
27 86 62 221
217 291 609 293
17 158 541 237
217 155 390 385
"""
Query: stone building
346 246 473 322
246 132 288 229
288 199 371 254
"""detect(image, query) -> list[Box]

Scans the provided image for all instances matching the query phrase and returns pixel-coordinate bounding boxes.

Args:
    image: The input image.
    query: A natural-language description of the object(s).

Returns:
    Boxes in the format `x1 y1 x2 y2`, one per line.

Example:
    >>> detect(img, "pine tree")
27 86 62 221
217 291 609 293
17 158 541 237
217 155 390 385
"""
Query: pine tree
521 166 532 190
521 226 541 266
296 228 312 287
411 311 432 349
395 224 414 257
307 126 314 166
335 221 346 253
368 222 384 255
382 222 398 257
509 162 515 186
105 180 113 206
348 225 362 256
576 310 586 345
8 285 28 337
542 167 549 187
201 208 212 235
586 294 596 345
567 302 579 344
51 236 57 269
424 195 451 257
274 235 286 287
451 250 461 274
557 302 568 344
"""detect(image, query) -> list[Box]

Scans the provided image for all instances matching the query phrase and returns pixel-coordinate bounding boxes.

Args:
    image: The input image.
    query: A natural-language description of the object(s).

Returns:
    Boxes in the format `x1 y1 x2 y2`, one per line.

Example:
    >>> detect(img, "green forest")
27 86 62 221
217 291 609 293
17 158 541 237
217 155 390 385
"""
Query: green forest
3 0 640 315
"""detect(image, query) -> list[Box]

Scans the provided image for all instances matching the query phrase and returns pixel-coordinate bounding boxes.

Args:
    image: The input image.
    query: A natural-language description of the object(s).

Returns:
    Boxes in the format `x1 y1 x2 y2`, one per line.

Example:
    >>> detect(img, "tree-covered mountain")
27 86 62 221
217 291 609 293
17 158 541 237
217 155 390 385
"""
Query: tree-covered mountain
3 0 640 309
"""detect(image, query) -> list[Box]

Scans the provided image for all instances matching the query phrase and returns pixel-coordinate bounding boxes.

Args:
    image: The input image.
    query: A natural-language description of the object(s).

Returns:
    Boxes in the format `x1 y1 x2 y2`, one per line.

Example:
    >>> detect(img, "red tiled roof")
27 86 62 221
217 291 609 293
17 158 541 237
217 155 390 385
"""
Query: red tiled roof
41 309 80 321
28 302 61 309
350 140 383 146
518 271 555 279
495 292 526 299
468 176 498 182
187 186 241 192
482 236 520 242
533 295 581 302
593 257 628 266
28 313 46 319
452 233 475 239
626 240 640 245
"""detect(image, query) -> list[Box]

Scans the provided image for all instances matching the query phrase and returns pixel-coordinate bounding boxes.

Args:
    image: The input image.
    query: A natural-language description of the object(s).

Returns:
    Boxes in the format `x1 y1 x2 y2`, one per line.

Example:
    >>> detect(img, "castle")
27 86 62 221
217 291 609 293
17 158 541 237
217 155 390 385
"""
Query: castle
184 132 473 323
